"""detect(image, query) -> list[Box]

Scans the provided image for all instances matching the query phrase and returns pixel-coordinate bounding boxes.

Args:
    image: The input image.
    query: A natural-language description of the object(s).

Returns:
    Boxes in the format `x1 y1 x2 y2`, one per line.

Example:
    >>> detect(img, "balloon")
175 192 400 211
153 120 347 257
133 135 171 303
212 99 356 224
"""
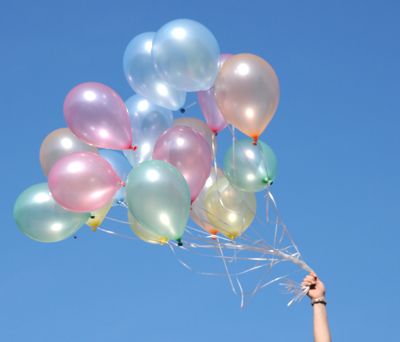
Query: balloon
14 183 89 242
123 32 186 110
40 128 99 177
190 167 225 236
174 117 217 156
123 95 174 168
64 82 133 149
152 19 220 91
197 54 233 133
223 138 277 192
213 54 280 142
48 152 122 213
128 210 168 245
205 177 256 240
125 160 190 241
153 125 212 203
99 150 132 206
86 198 113 228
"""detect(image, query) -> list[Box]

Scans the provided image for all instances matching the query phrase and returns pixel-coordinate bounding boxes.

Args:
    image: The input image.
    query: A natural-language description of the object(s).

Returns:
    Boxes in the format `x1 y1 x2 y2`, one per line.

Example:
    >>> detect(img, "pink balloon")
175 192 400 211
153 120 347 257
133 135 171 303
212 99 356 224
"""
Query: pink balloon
64 82 133 150
197 54 233 133
48 152 122 213
153 126 212 203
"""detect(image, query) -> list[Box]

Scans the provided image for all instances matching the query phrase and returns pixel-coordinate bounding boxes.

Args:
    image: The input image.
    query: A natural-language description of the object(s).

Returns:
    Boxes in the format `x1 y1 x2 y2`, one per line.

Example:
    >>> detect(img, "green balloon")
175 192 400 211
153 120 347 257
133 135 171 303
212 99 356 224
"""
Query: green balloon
14 183 90 242
125 160 190 241
223 138 277 192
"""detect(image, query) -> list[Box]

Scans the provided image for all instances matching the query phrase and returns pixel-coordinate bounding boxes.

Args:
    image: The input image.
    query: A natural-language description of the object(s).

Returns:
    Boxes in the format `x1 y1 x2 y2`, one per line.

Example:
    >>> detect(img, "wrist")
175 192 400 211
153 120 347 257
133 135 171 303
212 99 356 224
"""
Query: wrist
311 298 327 306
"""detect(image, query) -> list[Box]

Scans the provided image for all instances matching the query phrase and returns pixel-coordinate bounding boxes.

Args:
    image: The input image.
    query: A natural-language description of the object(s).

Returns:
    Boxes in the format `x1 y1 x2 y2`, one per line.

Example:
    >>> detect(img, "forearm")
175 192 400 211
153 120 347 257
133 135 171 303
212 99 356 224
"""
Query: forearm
313 303 331 342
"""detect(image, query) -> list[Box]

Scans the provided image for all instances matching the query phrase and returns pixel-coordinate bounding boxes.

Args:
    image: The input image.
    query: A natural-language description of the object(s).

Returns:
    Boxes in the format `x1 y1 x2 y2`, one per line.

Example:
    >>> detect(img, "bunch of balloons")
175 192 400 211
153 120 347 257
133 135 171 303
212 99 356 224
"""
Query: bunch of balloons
14 19 280 245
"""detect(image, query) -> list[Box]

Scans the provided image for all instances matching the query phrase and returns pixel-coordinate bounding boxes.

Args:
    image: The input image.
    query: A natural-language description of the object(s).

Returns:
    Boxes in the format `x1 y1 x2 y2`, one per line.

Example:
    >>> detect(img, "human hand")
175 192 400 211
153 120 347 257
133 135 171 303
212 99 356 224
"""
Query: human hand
302 272 326 300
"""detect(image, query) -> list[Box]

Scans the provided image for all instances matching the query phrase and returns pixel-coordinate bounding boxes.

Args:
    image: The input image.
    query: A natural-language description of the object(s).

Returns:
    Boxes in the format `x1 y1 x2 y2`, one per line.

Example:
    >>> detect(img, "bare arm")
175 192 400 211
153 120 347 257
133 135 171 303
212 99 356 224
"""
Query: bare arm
302 273 332 342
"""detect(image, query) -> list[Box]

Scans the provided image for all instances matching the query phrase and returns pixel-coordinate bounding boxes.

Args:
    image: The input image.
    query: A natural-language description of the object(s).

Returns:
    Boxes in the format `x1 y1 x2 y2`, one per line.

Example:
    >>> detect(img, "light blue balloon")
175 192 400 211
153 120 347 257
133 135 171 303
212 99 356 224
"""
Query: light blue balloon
99 150 132 206
123 95 174 168
223 138 278 193
123 32 186 110
14 183 89 242
152 19 220 92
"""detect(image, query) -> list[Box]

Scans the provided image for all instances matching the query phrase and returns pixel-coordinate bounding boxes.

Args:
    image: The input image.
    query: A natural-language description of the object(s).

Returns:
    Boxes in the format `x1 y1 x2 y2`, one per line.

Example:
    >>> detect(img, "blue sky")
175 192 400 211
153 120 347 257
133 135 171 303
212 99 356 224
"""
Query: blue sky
2 1 400 341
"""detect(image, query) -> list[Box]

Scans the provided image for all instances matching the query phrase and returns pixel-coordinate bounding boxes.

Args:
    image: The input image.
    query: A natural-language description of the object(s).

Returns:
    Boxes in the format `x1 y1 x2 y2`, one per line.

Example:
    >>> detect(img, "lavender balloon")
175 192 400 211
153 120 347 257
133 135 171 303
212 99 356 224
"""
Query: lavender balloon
152 126 212 203
64 82 133 150
48 152 122 213
197 54 233 133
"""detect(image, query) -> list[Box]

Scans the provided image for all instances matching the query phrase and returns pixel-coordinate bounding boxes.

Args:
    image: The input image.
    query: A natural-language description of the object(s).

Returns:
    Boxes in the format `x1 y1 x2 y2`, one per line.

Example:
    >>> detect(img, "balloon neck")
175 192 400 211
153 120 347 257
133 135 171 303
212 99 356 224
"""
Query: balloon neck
177 238 183 246
252 136 258 146
262 177 269 184
180 108 186 114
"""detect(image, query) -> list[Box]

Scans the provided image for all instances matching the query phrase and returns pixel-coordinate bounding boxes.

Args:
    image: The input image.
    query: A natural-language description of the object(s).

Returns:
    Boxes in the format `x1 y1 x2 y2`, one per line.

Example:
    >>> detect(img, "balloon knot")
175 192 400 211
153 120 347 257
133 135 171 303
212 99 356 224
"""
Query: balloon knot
262 177 269 184
177 238 183 246
180 108 186 114
133 145 137 151
212 235 216 240
92 227 96 232
215 132 218 136
253 136 258 145
121 182 126 187
90 215 95 219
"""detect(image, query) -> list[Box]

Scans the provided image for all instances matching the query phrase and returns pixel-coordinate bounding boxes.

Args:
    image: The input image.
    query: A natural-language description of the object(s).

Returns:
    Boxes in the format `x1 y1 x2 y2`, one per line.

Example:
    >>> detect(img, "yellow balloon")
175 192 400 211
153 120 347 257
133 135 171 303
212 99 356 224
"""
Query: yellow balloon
213 54 279 142
86 199 113 228
128 211 168 245
205 177 256 240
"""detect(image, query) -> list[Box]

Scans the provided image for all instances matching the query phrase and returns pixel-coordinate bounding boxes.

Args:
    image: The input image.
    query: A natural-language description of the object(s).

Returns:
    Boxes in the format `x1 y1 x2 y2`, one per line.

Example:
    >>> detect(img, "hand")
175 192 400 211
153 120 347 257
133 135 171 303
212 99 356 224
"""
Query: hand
302 272 326 300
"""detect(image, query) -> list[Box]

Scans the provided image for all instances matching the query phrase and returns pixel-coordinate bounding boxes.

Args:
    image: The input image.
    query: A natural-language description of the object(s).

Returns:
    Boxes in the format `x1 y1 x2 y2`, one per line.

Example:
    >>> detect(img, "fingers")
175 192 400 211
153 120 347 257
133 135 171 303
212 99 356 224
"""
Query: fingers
301 273 317 286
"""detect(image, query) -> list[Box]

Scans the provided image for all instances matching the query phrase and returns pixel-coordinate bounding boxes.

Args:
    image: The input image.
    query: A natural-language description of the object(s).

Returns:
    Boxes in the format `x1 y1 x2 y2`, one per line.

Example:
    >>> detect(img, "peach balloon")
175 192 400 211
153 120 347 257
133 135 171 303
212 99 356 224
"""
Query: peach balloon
213 54 279 142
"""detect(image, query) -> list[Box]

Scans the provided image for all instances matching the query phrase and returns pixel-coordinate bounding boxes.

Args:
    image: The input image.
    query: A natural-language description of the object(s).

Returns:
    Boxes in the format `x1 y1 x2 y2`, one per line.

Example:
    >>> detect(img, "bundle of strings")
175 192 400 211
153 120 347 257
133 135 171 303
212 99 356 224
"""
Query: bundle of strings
96 104 313 309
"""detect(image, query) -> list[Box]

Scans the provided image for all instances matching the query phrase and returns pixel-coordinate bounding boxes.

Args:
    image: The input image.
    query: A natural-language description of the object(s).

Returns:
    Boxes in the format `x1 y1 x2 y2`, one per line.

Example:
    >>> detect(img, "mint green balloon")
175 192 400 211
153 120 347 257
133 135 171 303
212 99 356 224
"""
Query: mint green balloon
14 183 90 242
223 138 277 193
125 160 190 241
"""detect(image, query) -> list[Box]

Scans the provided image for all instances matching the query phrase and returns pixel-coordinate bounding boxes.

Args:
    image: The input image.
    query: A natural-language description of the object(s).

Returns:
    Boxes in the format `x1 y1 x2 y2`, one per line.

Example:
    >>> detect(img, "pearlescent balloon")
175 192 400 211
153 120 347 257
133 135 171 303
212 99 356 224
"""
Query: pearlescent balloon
40 128 99 177
125 160 190 241
214 54 280 141
128 210 168 245
99 150 132 206
123 32 186 110
197 54 233 133
223 138 277 192
123 95 174 168
86 198 113 228
190 167 225 236
205 177 256 240
153 126 212 203
64 82 133 149
152 19 220 91
48 152 122 213
14 183 89 242
174 117 217 156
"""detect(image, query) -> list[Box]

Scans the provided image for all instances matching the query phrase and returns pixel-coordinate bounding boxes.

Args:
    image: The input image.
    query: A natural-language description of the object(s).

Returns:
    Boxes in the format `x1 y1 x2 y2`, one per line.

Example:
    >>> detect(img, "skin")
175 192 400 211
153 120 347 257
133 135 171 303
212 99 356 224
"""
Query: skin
302 273 332 342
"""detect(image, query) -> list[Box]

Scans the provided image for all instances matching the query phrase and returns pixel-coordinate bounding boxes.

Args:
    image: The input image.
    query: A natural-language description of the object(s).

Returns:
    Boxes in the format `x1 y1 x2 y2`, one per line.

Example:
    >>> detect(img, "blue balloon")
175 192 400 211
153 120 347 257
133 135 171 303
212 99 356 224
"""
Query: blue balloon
123 95 174 168
152 19 220 92
99 150 132 206
123 32 186 110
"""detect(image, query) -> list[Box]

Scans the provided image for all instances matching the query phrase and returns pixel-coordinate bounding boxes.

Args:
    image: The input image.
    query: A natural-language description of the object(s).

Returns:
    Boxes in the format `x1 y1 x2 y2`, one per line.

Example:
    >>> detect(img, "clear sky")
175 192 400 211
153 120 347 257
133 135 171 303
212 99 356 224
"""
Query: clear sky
2 0 400 341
